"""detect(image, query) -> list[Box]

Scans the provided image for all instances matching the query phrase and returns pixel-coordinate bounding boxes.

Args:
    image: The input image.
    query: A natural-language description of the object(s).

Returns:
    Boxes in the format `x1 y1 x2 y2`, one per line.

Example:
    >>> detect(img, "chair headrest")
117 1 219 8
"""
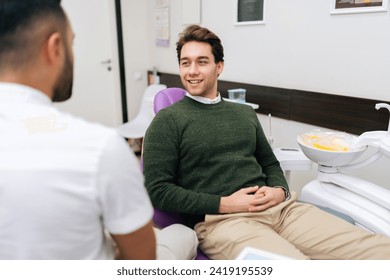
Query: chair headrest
153 87 186 114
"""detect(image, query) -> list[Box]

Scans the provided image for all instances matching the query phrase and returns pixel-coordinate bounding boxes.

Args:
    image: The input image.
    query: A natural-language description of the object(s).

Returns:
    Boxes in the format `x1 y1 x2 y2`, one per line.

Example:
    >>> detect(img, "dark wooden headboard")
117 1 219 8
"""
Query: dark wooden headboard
148 71 389 135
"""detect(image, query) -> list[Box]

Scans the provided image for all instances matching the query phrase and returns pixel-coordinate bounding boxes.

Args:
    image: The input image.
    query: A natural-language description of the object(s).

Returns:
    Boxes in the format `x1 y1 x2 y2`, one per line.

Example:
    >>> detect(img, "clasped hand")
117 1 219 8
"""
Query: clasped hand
219 186 285 214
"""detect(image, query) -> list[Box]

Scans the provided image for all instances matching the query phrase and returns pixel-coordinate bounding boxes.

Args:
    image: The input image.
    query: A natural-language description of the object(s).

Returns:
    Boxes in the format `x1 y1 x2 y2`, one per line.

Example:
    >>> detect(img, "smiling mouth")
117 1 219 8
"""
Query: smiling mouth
188 80 202 84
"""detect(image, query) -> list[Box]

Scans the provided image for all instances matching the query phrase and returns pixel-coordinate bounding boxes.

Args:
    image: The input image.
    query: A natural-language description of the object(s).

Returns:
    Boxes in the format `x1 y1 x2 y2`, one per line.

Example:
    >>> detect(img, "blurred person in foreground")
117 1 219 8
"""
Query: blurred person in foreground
0 0 197 260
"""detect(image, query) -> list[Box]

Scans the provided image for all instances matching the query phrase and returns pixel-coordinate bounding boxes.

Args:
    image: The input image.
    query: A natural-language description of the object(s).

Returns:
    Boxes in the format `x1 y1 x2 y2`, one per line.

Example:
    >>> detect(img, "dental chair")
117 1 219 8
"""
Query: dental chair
150 87 354 260
150 87 208 259
117 84 167 139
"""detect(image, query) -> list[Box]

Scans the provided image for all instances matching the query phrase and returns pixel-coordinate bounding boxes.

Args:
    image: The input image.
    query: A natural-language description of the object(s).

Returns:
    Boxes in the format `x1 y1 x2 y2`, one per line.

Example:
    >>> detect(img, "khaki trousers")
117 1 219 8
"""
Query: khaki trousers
195 192 390 260
154 224 198 260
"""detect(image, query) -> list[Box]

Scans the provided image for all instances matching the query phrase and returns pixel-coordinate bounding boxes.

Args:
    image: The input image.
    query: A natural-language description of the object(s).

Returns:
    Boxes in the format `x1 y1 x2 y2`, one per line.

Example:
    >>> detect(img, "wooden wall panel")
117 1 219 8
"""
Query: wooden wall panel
290 90 388 135
150 71 389 135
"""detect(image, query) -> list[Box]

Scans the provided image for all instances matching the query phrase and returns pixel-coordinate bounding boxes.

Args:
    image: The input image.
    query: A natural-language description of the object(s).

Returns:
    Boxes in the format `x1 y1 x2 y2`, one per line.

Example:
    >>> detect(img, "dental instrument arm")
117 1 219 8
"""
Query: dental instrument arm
375 103 390 134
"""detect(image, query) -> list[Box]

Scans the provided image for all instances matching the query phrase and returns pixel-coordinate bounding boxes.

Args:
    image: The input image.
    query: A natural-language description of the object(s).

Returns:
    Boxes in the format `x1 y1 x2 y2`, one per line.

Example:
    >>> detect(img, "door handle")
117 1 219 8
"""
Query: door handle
100 59 111 64
100 59 112 71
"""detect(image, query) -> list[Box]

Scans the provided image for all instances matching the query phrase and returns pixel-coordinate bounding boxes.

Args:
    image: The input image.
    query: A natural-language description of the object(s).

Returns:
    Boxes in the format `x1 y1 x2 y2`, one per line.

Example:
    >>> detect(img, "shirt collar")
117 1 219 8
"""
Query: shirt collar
185 92 221 104
0 82 52 105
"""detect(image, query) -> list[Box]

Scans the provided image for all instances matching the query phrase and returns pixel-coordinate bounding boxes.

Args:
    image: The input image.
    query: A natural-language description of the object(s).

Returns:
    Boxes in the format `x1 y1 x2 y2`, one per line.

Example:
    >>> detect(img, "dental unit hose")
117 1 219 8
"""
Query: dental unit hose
375 103 390 134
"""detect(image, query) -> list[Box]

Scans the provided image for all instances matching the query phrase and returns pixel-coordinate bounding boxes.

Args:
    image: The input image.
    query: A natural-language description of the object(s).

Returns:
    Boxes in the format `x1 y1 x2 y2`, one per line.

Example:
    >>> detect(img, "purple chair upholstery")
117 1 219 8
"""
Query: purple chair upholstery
153 87 186 114
151 87 209 260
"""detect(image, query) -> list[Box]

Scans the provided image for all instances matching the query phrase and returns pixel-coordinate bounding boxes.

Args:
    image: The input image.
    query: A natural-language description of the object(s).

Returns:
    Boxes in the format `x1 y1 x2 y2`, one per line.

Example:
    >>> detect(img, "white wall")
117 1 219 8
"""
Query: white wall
120 0 153 121
150 0 390 101
122 0 390 193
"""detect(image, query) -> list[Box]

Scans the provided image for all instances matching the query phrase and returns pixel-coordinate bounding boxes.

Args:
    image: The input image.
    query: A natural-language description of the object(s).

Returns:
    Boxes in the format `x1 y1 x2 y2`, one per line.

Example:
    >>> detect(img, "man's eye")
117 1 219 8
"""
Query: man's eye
199 60 207 64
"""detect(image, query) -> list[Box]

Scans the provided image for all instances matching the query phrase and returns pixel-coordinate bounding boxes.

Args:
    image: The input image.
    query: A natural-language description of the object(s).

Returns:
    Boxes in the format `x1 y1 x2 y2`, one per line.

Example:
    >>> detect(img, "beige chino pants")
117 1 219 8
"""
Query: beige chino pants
155 224 198 260
195 192 390 260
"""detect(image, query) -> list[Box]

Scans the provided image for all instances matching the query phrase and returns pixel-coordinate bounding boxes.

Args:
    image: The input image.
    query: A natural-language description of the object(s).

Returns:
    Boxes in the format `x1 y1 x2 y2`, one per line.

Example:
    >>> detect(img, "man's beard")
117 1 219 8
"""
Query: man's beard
52 46 73 102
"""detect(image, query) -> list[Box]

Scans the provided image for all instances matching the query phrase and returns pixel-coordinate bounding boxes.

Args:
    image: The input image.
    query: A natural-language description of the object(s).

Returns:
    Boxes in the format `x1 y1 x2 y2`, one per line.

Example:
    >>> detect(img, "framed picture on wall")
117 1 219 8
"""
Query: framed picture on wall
235 0 265 25
330 0 388 14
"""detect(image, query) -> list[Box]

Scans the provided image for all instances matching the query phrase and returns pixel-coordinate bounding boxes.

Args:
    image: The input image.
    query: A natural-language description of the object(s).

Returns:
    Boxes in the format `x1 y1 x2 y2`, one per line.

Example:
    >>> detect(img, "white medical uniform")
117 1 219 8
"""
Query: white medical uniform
0 83 153 259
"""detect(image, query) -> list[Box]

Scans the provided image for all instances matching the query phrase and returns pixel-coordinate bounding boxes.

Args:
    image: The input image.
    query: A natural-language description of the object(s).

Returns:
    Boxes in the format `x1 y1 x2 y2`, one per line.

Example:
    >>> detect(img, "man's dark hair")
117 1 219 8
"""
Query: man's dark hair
176 24 224 64
0 0 67 72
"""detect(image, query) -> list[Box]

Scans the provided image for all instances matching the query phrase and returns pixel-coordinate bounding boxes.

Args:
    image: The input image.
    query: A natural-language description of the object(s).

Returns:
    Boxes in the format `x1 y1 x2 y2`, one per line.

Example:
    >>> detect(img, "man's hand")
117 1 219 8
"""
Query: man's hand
248 186 285 212
219 186 260 213
219 186 285 214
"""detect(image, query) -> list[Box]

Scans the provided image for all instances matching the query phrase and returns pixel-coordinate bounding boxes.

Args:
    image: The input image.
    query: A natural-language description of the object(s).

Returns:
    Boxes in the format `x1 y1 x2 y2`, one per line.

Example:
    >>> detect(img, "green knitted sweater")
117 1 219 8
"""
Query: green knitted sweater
143 97 288 226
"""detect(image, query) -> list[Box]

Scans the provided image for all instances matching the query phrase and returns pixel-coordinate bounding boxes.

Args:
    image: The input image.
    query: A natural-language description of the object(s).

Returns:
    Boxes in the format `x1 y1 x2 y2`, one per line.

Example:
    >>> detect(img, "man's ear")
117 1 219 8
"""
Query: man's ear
45 32 63 66
217 61 224 76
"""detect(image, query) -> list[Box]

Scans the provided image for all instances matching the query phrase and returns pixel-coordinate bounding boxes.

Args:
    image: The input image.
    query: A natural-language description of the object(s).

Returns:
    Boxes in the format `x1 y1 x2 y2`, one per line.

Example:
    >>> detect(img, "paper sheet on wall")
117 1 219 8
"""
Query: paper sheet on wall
155 0 169 9
155 0 170 47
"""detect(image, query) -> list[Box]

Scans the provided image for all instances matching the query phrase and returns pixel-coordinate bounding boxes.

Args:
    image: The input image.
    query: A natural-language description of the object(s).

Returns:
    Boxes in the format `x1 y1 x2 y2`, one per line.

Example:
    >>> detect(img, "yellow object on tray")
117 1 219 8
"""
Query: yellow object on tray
300 131 352 152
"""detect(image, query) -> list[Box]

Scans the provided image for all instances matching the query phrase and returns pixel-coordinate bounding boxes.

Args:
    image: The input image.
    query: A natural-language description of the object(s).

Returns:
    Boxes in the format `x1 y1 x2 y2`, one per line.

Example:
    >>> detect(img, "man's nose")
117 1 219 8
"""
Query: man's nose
188 63 199 75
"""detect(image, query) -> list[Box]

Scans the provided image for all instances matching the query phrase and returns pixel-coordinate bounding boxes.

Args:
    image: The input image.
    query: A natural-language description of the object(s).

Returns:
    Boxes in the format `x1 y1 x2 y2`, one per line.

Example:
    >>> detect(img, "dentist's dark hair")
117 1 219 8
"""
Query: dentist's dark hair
0 0 67 73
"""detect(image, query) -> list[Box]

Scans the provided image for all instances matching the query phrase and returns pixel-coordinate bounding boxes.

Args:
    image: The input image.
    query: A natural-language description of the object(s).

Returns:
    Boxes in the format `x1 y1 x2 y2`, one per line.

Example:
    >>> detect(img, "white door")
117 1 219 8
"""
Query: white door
56 0 122 127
